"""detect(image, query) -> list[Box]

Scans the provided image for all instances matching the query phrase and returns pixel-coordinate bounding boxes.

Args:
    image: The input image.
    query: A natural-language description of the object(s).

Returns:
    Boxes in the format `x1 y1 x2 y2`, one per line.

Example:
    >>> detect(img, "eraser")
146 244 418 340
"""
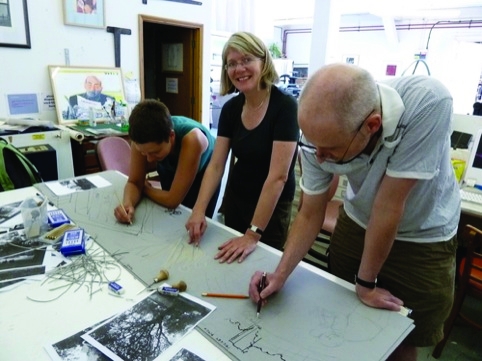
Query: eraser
399 306 413 317
60 228 85 256
158 286 179 296
47 209 71 228
108 281 124 295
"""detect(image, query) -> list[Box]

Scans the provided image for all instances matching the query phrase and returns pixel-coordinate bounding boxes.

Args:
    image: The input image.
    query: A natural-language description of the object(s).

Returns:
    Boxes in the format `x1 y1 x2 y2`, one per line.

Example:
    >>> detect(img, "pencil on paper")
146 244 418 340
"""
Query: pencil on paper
201 292 249 299
114 192 131 225
257 272 267 318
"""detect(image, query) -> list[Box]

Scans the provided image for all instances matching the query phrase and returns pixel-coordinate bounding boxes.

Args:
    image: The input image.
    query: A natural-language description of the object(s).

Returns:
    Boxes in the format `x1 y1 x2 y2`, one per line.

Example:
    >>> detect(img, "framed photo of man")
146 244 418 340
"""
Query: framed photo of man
48 66 126 125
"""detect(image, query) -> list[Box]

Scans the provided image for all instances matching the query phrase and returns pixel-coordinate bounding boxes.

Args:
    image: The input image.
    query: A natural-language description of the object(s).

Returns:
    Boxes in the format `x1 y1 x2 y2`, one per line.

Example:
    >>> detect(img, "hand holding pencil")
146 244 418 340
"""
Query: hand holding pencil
114 193 134 225
257 272 267 317
249 270 286 317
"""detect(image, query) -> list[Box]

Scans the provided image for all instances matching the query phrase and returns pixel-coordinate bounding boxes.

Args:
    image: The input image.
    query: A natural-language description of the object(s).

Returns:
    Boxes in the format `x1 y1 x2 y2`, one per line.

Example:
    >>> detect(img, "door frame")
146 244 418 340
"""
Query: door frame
138 15 204 122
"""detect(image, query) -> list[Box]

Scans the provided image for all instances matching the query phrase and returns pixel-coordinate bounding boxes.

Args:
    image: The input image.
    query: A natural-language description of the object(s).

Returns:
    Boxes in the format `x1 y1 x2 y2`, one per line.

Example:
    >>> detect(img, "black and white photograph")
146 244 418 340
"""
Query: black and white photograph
82 291 215 361
0 221 70 284
45 174 111 196
0 200 22 224
169 348 205 361
0 226 46 281
45 320 111 361
60 178 97 192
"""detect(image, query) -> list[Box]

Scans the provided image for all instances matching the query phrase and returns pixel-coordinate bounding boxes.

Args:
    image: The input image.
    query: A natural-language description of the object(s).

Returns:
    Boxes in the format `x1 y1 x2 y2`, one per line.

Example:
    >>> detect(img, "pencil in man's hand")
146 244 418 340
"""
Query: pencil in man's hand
257 272 267 318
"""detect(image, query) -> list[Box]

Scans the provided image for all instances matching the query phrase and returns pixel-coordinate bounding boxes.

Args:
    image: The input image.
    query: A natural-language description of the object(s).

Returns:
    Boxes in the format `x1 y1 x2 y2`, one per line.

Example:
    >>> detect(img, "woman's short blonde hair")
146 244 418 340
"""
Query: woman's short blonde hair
220 31 279 95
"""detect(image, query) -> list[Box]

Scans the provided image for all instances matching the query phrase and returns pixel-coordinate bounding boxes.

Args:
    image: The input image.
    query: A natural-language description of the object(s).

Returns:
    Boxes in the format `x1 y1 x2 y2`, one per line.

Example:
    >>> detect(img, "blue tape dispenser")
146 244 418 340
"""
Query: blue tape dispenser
60 228 85 256
47 209 71 228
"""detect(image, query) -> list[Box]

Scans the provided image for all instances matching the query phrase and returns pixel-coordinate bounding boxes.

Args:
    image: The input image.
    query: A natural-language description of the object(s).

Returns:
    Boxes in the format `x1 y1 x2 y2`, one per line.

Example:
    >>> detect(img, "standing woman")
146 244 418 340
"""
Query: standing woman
186 31 299 263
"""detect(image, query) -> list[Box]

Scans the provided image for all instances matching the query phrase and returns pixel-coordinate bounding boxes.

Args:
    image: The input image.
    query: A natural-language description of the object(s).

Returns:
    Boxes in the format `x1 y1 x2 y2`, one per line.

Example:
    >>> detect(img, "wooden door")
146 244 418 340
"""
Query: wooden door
139 16 203 122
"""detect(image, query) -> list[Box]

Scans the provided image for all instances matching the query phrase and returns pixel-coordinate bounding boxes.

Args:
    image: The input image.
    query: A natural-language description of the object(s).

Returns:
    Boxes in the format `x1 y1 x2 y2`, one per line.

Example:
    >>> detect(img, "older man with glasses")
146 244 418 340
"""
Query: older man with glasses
250 63 460 361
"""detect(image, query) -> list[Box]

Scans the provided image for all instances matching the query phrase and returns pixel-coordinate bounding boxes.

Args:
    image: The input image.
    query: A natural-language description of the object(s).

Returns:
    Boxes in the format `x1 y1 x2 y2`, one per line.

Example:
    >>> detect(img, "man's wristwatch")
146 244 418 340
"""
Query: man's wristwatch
355 274 377 289
248 224 264 236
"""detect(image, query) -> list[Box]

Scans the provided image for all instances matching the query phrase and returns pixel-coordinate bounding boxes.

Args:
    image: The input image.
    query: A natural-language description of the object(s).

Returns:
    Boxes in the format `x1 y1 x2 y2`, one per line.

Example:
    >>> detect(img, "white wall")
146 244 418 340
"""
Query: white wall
284 22 482 115
285 32 311 66
0 0 213 127
337 26 482 115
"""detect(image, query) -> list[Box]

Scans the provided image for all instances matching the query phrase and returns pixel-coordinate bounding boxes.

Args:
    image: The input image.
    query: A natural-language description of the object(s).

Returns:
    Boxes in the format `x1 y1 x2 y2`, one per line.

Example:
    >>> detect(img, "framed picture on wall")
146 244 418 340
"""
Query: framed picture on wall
63 0 105 28
342 54 359 65
162 43 184 72
0 0 31 49
48 66 126 125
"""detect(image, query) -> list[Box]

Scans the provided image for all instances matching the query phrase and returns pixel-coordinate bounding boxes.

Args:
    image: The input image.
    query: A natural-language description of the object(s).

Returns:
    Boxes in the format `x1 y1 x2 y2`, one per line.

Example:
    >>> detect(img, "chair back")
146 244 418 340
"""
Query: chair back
460 225 482 297
432 224 482 358
97 137 131 175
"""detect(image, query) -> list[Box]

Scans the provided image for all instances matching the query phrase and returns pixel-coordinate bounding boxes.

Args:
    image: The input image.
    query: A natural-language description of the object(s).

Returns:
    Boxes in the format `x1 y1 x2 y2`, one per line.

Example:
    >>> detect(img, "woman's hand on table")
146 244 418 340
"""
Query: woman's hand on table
185 211 208 246
215 233 258 263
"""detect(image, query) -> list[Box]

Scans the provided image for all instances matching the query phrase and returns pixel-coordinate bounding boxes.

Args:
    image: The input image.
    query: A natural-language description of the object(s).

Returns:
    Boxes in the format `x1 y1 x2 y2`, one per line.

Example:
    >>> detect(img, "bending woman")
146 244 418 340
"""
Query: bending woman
114 100 219 223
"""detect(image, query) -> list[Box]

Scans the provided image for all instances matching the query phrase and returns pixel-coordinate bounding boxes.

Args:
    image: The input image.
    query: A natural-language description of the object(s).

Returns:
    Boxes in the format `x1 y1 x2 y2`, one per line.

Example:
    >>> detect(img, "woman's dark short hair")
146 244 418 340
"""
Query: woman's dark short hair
128 99 172 144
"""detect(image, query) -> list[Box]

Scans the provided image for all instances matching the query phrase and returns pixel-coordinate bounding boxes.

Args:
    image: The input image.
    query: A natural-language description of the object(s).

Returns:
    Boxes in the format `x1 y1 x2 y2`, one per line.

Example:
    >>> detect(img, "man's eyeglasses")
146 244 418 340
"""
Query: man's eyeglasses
225 56 260 71
298 109 376 165
298 139 317 155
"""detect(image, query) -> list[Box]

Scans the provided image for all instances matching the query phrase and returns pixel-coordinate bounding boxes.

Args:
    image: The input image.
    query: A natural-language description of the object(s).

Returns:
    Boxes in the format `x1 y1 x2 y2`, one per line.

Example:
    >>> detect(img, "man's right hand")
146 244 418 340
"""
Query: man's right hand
248 271 285 305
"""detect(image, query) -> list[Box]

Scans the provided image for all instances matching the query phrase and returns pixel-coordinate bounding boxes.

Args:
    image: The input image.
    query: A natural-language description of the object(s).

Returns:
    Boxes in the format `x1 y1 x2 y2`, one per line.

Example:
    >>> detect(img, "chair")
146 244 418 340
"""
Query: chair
432 224 482 358
96 136 131 175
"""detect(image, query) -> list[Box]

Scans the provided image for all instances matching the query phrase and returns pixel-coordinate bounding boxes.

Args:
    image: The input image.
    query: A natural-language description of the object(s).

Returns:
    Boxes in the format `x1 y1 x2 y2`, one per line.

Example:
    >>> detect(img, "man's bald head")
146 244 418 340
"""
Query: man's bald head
299 63 378 132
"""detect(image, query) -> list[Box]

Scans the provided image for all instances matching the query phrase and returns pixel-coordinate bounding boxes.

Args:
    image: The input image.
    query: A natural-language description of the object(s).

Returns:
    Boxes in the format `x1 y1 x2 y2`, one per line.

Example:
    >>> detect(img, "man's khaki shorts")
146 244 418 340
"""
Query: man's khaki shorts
329 207 457 347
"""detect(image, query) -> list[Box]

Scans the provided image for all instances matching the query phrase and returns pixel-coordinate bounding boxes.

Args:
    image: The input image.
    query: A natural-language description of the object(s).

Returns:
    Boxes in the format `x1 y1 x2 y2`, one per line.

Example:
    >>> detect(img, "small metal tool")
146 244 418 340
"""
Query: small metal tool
136 269 169 295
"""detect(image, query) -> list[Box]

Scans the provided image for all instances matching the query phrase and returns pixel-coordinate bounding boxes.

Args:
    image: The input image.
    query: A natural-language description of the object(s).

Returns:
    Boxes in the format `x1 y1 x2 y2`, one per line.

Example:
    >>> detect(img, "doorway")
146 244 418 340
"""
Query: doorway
139 15 203 121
